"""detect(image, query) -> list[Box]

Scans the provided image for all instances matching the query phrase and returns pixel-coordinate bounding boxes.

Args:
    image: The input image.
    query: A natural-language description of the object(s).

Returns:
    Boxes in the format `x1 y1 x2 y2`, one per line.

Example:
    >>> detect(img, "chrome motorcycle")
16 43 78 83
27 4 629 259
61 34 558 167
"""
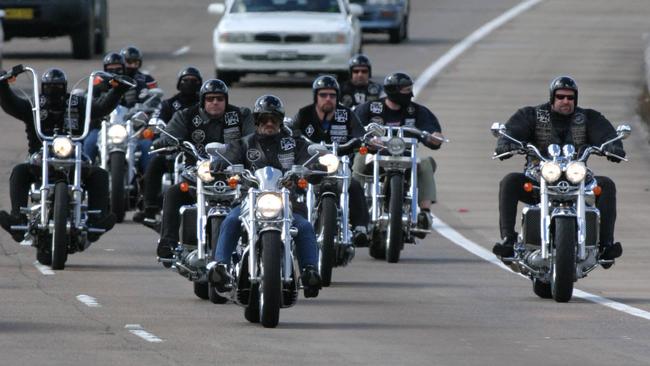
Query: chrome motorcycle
491 122 630 302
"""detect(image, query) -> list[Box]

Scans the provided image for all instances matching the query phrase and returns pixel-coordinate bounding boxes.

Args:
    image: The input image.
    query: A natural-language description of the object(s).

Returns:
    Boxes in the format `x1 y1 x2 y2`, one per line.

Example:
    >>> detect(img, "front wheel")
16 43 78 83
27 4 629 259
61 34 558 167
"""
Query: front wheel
193 282 209 300
532 278 552 299
386 174 404 263
318 196 337 287
551 217 577 302
51 182 70 270
109 152 127 223
259 231 282 328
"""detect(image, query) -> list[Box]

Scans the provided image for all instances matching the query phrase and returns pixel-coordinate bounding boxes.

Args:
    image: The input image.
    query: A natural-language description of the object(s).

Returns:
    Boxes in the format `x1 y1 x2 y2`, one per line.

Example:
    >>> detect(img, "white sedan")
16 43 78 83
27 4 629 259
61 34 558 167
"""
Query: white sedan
208 0 363 84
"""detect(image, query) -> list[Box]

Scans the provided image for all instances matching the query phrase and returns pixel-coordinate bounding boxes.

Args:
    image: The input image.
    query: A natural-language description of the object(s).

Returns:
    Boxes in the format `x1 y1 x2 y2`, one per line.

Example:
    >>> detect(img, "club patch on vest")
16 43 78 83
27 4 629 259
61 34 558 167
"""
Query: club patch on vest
354 92 366 105
407 105 416 115
370 102 383 114
192 115 203 127
341 95 354 107
40 109 48 120
192 129 206 143
370 116 384 125
69 95 79 107
573 112 585 124
368 84 380 95
280 137 295 151
247 148 261 162
334 109 348 123
305 124 315 137
278 153 294 169
536 108 550 124
172 100 181 110
404 118 416 127
224 111 239 126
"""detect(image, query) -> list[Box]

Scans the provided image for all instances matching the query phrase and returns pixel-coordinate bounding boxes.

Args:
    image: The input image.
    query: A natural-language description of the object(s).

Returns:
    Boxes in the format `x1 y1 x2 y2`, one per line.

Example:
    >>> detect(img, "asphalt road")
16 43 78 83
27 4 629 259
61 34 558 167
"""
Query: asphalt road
1 1 650 365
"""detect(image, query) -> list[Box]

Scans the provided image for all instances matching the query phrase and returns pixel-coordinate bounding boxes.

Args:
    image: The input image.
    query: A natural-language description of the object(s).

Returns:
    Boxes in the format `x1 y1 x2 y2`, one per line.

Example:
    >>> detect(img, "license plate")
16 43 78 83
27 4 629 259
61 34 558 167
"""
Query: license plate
267 51 298 61
4 8 34 20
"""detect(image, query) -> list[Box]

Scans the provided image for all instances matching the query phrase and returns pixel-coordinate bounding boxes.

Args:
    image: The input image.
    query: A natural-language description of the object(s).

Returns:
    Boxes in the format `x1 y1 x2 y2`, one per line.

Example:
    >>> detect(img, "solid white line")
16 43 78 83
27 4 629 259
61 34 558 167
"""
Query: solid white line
415 0 650 321
76 294 101 308
172 45 191 57
125 324 164 343
412 0 543 99
33 261 55 275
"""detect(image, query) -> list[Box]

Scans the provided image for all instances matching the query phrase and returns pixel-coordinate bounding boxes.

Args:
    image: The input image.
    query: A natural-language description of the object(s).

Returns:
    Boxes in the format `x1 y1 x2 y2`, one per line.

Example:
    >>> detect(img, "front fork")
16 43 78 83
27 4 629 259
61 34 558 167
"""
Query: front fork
540 180 586 261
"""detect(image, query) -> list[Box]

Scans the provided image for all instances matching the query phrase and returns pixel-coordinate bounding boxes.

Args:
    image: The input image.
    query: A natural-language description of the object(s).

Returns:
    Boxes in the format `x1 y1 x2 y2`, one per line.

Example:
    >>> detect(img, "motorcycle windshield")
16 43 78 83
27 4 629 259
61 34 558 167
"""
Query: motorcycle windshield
109 105 129 124
254 166 284 191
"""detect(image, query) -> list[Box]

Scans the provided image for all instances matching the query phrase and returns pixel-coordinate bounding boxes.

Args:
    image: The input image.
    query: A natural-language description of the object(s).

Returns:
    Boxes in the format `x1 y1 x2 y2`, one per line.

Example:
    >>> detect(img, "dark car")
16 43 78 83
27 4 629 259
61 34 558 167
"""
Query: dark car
351 0 408 43
0 0 108 59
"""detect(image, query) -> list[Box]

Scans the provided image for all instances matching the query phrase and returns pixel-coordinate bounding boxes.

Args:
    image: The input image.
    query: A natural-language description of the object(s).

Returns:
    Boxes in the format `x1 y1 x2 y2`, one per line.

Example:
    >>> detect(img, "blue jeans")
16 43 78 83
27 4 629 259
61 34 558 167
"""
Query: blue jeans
214 205 319 269
82 128 152 173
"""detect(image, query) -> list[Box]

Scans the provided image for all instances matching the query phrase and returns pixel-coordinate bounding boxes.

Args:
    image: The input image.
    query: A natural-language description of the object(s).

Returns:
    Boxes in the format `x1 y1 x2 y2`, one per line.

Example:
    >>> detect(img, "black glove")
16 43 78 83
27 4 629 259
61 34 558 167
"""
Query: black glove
603 144 626 163
152 139 169 150
495 142 521 160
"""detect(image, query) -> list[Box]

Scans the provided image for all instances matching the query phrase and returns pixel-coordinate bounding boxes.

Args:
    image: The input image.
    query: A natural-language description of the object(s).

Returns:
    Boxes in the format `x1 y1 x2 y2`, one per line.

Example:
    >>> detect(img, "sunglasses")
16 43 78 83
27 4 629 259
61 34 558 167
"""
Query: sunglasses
258 116 280 125
204 95 225 103
352 69 369 74
555 94 575 101
318 92 337 99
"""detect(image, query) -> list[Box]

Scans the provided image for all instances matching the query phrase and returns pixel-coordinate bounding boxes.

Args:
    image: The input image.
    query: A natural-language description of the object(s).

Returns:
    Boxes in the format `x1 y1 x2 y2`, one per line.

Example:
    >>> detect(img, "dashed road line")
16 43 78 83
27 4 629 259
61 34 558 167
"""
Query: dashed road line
172 45 191 57
125 324 164 343
33 261 55 275
76 294 101 308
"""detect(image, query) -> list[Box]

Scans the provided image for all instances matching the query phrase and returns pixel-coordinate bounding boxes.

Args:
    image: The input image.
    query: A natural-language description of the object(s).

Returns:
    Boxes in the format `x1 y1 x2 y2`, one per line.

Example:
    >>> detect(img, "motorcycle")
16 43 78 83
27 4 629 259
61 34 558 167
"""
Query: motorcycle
97 87 163 222
150 133 239 303
490 122 631 302
209 143 327 328
360 123 446 263
1 65 133 269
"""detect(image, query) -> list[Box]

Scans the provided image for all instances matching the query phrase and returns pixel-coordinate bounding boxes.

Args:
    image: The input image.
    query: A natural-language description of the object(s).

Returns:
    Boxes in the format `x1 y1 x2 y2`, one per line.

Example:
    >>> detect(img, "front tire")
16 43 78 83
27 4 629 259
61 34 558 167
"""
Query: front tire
318 196 337 287
259 231 282 328
51 182 69 270
532 278 552 299
551 217 577 302
386 174 404 263
193 282 209 300
109 152 127 223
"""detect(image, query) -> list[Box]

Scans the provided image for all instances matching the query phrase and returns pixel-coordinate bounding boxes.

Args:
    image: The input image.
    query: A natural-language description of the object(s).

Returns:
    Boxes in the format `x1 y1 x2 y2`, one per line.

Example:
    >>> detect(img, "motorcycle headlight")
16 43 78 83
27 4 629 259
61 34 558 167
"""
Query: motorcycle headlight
197 160 214 183
540 162 562 183
565 161 587 184
52 137 73 158
387 137 405 156
256 193 283 219
107 124 127 144
318 153 339 174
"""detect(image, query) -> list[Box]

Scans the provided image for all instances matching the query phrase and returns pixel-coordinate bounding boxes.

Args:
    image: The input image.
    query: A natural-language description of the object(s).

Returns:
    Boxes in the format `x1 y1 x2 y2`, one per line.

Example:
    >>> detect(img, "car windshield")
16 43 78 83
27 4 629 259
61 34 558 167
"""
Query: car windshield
230 0 341 13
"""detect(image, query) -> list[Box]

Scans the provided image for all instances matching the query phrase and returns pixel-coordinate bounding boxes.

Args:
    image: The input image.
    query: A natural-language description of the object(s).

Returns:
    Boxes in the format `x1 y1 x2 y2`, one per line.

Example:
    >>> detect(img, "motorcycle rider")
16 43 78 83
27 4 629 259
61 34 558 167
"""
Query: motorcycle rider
153 79 254 254
119 46 158 108
352 72 444 232
132 66 202 224
292 75 371 247
0 67 131 242
207 95 323 298
492 76 624 263
339 54 383 109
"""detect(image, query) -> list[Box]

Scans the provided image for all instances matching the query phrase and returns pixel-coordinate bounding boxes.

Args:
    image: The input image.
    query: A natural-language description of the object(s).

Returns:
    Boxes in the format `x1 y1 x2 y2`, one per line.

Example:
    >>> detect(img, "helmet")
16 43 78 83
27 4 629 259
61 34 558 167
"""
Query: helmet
199 79 229 107
120 46 143 66
103 52 125 74
41 68 68 93
176 66 203 90
253 95 285 124
383 72 413 95
349 54 372 77
312 75 340 103
549 76 578 105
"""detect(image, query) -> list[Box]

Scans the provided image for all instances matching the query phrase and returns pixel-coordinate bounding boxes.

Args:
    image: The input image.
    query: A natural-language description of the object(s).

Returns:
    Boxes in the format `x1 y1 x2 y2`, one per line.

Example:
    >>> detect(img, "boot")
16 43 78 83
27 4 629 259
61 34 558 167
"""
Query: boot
0 210 27 243
302 265 322 298
87 212 116 242
156 238 176 268
207 262 233 293
599 241 622 265
352 225 368 247
492 233 517 258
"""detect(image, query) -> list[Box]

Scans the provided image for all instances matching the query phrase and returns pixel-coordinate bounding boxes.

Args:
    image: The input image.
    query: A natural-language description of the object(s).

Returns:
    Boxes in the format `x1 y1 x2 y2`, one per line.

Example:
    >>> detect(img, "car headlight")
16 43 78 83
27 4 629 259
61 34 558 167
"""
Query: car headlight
318 154 339 174
387 137 405 156
107 124 127 144
565 161 587 184
52 137 74 158
218 32 250 43
314 32 346 44
197 160 214 183
540 162 562 183
256 193 283 219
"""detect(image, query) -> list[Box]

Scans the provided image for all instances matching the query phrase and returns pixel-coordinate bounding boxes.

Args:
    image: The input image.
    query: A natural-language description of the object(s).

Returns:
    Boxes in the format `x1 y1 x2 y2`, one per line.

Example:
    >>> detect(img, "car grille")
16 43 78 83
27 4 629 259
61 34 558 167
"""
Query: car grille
240 54 325 62
253 33 312 43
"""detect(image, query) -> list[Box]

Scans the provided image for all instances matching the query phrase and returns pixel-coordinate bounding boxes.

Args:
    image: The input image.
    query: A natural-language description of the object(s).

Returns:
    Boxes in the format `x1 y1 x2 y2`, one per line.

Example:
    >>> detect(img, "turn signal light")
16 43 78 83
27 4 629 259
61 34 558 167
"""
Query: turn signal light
142 128 154 140
228 177 239 188
93 76 103 86
359 146 368 155
523 182 534 192
297 178 308 190
593 185 602 197
180 182 190 193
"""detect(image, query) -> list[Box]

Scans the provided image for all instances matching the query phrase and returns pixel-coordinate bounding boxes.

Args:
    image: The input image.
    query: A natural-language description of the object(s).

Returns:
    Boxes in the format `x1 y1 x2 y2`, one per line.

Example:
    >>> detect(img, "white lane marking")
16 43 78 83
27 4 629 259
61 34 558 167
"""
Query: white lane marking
76 294 101 308
33 261 55 275
104 248 115 252
414 0 650 321
172 45 191 57
125 324 164 343
412 0 543 98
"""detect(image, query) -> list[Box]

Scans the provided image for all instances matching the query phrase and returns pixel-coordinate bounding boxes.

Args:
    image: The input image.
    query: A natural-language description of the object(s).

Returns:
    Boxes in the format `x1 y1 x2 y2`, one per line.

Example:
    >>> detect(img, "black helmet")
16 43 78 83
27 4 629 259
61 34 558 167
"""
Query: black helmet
41 68 68 92
176 66 203 90
383 72 413 95
199 79 229 107
120 46 143 65
312 75 340 103
253 95 285 124
549 76 578 105
349 54 372 77
103 52 125 74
